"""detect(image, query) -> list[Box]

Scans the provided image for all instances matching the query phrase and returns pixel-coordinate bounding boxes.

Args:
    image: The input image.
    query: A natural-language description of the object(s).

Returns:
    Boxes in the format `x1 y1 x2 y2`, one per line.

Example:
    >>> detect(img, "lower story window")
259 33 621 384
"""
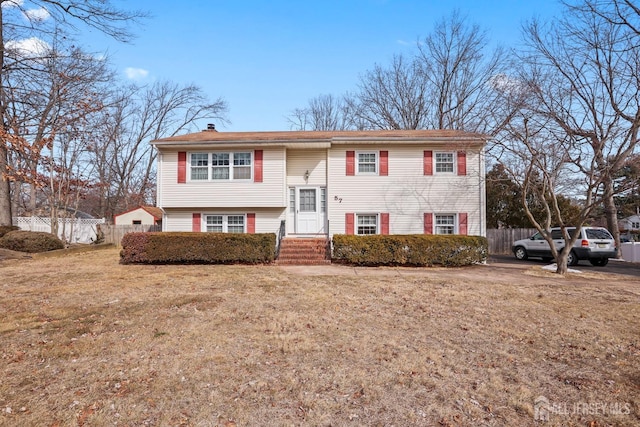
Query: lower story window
357 214 378 235
204 214 245 233
435 214 455 234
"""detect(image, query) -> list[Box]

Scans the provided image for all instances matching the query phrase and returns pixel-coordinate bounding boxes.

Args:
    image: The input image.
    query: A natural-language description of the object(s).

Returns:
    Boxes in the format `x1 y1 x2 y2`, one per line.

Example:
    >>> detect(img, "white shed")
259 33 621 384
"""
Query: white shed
113 206 163 226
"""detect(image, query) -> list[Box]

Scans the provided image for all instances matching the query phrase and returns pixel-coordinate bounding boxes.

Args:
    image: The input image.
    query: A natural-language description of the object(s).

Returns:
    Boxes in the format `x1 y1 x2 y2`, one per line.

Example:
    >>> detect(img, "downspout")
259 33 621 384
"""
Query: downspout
156 150 164 231
326 145 330 238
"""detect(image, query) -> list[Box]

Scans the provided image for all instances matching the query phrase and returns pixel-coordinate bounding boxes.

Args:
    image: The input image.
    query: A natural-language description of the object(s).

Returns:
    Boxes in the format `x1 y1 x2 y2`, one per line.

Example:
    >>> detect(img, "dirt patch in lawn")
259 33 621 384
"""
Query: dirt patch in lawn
1 249 638 426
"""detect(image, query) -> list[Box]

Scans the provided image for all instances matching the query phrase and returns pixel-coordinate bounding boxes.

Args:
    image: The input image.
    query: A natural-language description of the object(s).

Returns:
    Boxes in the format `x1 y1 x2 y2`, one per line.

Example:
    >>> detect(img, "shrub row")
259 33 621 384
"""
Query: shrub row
0 230 64 253
120 232 276 264
0 225 20 238
332 234 488 267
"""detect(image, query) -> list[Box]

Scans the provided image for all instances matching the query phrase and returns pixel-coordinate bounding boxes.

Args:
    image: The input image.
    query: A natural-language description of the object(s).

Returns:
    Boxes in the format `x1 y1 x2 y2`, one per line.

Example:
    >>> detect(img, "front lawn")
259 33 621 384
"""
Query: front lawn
1 249 638 426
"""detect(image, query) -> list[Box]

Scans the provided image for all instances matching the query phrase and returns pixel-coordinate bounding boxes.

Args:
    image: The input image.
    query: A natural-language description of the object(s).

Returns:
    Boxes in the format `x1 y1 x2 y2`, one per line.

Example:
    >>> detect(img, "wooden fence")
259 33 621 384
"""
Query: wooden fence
99 224 161 247
487 228 537 254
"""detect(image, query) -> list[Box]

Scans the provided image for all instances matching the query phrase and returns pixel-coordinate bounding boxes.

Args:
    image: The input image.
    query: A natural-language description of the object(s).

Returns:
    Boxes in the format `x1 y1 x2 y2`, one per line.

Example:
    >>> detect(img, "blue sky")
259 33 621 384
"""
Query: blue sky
81 0 563 132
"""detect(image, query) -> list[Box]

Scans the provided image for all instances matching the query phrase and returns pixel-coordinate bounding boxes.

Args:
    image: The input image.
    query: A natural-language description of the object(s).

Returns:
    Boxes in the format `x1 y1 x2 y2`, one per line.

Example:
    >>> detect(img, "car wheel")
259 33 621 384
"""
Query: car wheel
567 251 579 266
590 258 609 267
514 246 528 260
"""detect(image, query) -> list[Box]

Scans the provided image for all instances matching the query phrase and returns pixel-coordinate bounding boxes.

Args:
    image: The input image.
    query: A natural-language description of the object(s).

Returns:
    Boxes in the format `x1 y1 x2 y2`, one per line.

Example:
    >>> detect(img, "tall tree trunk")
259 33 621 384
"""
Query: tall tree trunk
602 177 622 258
0 144 12 226
0 6 11 226
555 249 569 275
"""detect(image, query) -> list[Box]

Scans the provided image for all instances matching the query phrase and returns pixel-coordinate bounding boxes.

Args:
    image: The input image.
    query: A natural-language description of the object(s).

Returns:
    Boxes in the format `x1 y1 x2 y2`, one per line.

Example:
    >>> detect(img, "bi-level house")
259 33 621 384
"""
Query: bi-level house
151 128 487 261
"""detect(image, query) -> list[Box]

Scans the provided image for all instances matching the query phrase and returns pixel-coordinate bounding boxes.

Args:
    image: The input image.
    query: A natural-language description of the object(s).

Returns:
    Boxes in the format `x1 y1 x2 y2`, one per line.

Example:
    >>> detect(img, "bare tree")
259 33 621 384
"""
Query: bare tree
0 0 147 226
491 73 605 274
86 81 228 219
353 54 429 130
287 93 362 131
417 11 508 132
327 11 508 132
568 0 640 35
521 3 640 256
3 39 113 216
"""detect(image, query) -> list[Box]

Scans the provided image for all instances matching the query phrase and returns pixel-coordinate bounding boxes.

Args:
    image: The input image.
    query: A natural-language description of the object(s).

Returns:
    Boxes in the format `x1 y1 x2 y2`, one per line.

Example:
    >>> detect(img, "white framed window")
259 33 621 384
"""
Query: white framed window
357 151 378 174
211 153 230 180
356 214 378 235
190 153 209 180
204 214 245 233
435 152 455 173
632 221 640 229
233 152 252 179
189 152 252 181
435 214 456 234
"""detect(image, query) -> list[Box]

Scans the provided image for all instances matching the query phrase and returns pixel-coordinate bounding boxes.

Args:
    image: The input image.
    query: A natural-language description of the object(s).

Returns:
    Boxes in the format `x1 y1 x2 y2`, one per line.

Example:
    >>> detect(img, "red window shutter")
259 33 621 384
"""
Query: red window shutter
254 150 263 183
459 212 468 235
345 213 355 235
346 151 355 176
178 152 187 183
457 151 467 176
423 151 433 176
192 213 201 232
424 213 433 234
247 213 256 233
379 151 388 176
380 213 389 235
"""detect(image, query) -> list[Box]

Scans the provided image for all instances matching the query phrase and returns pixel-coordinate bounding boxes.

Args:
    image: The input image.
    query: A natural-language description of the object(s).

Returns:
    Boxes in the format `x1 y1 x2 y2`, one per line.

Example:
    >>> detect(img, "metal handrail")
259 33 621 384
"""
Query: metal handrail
275 220 286 258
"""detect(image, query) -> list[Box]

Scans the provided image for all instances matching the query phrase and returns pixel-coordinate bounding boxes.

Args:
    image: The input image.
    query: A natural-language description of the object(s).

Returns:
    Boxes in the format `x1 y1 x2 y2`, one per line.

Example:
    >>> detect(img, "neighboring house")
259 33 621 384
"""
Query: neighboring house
114 206 163 226
151 129 487 241
620 214 640 232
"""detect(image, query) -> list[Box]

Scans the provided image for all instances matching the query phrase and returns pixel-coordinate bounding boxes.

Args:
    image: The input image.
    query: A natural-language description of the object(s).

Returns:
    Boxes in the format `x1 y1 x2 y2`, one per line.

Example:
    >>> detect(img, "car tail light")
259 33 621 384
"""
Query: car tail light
581 239 589 247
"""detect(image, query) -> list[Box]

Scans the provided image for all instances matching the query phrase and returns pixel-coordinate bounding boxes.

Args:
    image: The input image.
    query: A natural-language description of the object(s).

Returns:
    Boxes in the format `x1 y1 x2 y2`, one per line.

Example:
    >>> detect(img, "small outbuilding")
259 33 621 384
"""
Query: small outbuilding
113 206 163 226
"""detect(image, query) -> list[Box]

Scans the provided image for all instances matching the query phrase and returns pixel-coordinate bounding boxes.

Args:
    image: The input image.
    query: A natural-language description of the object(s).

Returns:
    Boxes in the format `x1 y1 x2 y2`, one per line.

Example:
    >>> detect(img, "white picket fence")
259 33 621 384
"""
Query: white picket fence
12 216 106 244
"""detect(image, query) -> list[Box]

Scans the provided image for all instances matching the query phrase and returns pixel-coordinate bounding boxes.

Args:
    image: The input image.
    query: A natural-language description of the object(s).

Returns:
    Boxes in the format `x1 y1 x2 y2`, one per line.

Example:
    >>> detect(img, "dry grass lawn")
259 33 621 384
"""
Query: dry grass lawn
1 248 639 426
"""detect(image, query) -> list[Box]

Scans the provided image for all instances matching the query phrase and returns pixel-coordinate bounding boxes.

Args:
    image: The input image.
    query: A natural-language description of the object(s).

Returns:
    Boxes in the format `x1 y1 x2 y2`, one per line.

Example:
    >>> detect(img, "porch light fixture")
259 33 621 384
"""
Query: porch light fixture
304 170 310 181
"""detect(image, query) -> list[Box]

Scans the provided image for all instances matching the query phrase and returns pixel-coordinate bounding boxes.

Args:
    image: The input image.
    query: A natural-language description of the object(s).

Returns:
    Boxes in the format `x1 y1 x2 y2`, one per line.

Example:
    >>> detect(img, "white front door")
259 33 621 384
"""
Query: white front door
296 187 320 234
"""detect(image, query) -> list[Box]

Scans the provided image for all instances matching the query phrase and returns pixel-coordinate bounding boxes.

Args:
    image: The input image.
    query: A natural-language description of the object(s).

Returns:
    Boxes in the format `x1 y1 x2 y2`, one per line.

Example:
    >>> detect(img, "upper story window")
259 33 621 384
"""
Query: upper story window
190 152 252 181
191 153 210 180
435 152 455 173
357 152 378 174
357 214 378 235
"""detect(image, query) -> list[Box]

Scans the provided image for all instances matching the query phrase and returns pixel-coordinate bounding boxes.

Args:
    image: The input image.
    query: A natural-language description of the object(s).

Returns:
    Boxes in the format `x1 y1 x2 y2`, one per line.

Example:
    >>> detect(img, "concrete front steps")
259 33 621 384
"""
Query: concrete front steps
276 237 331 265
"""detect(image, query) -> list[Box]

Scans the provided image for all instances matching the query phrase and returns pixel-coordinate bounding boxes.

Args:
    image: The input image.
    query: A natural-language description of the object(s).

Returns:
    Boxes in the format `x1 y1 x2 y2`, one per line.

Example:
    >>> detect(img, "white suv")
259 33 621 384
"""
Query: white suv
512 227 616 266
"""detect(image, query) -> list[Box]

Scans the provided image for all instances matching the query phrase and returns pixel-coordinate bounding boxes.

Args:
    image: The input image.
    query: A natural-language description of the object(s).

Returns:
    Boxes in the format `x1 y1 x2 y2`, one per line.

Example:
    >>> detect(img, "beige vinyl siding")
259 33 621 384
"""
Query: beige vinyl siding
327 145 485 236
286 149 327 186
163 208 286 233
159 148 286 208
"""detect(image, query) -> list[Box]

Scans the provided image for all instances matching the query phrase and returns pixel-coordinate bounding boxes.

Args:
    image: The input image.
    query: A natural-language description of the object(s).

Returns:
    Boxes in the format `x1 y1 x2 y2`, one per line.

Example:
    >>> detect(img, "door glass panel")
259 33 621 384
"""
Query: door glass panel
299 189 316 212
289 187 295 211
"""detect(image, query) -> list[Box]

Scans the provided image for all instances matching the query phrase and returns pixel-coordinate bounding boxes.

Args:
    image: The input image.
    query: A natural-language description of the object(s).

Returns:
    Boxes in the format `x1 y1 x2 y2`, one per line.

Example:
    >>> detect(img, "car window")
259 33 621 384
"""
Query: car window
586 229 613 239
531 232 544 240
550 230 563 239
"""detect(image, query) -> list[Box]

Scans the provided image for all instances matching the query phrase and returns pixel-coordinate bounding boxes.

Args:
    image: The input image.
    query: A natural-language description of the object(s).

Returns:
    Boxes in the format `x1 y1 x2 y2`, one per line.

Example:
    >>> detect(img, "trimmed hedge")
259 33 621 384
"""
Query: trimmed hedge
0 230 65 253
332 234 488 267
120 232 276 264
0 225 20 238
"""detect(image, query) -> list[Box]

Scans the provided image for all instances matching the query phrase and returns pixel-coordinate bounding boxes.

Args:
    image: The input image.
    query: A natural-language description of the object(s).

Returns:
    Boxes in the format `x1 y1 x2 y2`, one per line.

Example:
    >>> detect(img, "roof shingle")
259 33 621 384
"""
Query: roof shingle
152 129 488 145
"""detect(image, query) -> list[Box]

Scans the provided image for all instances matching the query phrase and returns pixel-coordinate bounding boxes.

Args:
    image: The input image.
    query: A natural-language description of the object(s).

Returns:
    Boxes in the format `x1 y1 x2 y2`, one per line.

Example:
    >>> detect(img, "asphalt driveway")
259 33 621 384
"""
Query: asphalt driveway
489 253 640 278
